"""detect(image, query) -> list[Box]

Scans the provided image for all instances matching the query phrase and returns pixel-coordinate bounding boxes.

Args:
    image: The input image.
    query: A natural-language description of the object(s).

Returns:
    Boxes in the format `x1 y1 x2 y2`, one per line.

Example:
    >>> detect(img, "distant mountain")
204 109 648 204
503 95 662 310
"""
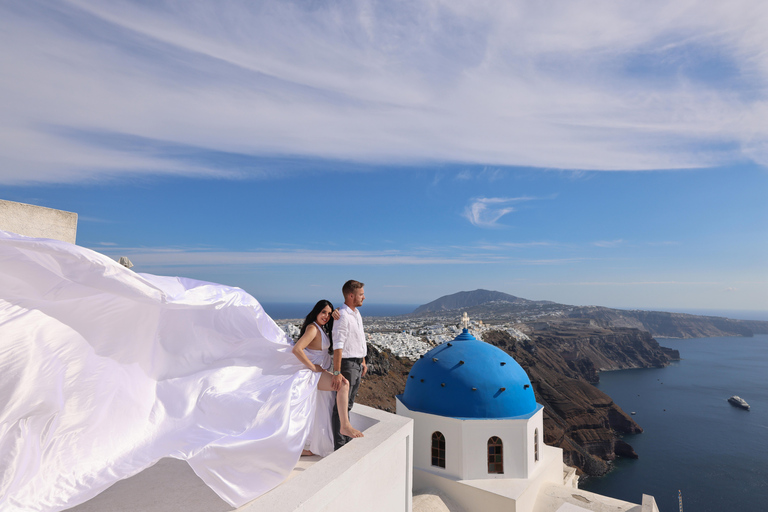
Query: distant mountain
412 289 553 315
568 306 768 339
411 289 768 338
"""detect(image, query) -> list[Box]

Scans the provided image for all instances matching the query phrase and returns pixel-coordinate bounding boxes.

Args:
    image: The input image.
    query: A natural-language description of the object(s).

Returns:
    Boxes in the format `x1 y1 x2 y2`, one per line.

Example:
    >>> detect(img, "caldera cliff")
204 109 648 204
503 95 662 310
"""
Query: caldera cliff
357 320 679 477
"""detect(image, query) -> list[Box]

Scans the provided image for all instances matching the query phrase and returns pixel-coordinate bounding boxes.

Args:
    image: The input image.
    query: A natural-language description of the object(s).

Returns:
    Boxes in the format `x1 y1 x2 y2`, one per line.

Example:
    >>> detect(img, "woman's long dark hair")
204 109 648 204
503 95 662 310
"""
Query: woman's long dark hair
299 299 334 347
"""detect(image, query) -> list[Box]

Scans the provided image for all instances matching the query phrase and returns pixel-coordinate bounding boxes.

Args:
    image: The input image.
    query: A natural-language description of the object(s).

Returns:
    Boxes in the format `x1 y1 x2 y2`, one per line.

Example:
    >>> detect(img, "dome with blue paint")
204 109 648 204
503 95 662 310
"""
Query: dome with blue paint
399 329 537 419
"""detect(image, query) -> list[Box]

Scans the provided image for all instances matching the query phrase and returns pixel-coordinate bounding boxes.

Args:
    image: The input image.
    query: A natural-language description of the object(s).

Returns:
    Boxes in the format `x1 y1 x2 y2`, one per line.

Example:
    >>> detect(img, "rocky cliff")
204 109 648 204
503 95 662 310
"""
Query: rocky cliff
483 329 652 476
357 322 676 477
356 289 763 476
519 318 680 377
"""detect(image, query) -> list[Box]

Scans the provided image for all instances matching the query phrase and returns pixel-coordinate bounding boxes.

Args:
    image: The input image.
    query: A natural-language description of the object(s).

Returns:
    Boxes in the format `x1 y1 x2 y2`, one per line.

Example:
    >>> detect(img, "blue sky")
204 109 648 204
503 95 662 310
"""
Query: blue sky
1 0 767 312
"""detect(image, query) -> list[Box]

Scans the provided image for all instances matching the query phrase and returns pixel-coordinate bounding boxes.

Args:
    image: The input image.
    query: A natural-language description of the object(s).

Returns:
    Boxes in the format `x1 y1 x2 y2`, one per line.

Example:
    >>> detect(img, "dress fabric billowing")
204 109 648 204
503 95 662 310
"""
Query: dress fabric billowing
302 323 335 457
0 230 326 511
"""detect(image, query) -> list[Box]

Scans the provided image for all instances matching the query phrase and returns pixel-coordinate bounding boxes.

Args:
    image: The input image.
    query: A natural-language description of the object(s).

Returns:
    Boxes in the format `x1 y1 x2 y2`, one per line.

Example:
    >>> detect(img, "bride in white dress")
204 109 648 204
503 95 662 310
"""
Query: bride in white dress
291 300 363 457
0 231 362 512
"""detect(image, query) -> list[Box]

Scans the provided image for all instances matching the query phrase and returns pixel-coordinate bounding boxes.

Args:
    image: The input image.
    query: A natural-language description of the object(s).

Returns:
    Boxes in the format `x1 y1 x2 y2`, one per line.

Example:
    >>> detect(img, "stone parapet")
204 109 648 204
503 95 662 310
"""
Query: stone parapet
0 199 78 244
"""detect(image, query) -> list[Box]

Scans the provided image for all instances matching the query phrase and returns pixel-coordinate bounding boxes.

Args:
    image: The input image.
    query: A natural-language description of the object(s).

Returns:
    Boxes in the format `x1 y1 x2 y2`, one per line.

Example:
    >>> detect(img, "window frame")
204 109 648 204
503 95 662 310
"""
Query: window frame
431 431 446 469
487 436 504 474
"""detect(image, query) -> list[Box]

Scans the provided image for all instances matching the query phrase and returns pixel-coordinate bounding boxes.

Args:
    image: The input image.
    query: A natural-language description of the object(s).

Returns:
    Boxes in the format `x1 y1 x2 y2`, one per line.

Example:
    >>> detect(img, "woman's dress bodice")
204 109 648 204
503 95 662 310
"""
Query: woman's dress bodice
305 322 331 358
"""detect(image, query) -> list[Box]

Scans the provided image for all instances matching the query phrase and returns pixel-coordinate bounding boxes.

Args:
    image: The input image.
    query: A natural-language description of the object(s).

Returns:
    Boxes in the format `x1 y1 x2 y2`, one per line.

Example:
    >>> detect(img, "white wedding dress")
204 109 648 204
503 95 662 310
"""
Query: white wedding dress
0 230 334 511
302 323 335 457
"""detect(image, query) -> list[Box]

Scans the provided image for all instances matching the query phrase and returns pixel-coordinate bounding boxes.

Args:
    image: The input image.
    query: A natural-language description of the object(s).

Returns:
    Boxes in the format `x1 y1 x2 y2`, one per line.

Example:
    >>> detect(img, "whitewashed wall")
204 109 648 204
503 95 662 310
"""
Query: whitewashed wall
397 399 546 480
246 404 414 512
0 199 78 244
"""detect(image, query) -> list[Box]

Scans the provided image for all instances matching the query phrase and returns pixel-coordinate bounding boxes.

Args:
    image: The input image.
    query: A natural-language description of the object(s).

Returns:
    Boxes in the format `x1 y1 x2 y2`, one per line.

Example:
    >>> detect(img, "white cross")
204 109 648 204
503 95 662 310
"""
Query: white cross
461 312 470 329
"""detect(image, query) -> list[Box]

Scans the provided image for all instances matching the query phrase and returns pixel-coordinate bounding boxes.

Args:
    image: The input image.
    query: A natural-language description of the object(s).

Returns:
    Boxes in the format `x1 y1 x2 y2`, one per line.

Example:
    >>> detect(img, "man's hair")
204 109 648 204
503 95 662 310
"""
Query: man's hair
342 280 364 297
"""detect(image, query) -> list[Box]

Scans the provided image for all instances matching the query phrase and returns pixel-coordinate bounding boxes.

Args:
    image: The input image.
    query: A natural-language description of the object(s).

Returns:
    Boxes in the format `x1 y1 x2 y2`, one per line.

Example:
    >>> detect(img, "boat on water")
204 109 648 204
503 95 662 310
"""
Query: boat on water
728 395 750 410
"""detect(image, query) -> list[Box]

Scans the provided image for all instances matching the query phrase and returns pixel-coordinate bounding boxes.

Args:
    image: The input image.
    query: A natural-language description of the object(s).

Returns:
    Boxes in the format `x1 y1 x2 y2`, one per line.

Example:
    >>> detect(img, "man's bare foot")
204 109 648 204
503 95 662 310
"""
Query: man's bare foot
301 449 315 456
340 425 364 438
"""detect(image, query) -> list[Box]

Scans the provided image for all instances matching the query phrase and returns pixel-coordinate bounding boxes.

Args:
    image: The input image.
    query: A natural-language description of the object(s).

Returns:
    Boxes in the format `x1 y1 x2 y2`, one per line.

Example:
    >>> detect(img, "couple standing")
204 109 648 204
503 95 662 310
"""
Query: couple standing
293 279 368 454
1 231 375 509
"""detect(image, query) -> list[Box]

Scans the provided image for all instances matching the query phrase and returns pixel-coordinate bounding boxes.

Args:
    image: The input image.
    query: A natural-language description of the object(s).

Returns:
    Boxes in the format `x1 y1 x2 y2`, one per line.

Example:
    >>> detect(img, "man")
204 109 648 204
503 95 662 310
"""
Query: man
331 280 367 450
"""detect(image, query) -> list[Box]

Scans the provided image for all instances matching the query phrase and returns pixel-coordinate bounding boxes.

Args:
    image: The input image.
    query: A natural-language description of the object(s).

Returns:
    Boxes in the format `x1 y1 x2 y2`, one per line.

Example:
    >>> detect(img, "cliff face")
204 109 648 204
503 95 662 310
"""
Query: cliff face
521 319 680 378
483 330 646 476
357 345 412 414
357 323 674 477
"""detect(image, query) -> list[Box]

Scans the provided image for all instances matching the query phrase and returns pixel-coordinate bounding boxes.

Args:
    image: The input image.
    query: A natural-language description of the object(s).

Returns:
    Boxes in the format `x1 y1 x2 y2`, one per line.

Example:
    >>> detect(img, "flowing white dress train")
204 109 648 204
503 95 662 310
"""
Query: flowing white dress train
0 230 328 511
302 323 335 457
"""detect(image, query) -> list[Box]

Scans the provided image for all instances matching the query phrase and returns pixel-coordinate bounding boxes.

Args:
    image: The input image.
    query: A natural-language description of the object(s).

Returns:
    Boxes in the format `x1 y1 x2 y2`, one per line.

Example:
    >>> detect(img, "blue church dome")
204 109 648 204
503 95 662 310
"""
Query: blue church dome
399 329 538 419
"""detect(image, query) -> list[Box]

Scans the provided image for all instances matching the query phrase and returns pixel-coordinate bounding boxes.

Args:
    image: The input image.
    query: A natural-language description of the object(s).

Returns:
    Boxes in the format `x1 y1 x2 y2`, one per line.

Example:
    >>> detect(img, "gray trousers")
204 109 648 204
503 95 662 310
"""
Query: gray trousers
332 358 362 450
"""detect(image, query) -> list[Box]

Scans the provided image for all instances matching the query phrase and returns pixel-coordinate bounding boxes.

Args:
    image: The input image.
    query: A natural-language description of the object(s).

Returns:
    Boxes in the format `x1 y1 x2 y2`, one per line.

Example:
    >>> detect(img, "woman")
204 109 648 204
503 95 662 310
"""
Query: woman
0 231 360 511
291 300 363 456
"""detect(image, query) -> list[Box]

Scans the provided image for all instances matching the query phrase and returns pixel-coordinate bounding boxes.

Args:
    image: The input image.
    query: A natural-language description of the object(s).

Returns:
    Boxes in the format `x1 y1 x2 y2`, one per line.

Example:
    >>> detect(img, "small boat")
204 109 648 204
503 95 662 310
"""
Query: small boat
728 396 750 410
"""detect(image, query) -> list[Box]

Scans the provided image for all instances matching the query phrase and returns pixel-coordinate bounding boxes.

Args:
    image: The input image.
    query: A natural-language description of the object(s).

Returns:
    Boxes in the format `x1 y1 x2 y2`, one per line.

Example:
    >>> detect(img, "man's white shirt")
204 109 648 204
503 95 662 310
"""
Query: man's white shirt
332 304 367 358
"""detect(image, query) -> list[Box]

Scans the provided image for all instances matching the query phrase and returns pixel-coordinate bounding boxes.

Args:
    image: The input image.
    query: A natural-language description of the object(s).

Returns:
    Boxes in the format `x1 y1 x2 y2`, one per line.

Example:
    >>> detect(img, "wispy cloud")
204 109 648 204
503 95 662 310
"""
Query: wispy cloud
463 196 536 228
463 198 516 228
504 242 556 248
96 247 488 267
593 239 683 248
454 167 505 181
647 241 680 246
515 258 584 266
92 244 582 268
536 281 723 286
1 0 767 184
470 241 556 250
593 239 626 248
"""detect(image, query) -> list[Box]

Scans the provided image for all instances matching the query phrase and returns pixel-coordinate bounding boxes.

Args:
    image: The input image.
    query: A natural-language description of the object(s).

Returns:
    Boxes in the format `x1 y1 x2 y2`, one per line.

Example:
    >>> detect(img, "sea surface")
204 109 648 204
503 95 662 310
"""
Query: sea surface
580 334 768 512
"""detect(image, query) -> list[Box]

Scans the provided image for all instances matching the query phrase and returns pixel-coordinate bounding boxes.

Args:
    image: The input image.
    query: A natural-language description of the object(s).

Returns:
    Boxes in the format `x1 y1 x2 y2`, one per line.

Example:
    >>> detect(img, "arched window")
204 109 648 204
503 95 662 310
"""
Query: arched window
487 436 504 474
431 431 446 468
534 428 540 462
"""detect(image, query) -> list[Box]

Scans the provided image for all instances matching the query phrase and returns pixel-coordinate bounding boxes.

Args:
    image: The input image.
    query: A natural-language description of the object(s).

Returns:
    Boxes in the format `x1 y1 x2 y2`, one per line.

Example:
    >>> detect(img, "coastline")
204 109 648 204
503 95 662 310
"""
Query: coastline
580 334 768 512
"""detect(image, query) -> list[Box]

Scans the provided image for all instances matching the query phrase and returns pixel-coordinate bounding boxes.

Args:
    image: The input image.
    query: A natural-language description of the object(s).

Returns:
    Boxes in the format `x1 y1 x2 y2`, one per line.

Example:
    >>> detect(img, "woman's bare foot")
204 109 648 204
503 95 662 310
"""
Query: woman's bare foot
340 425 364 438
301 449 315 456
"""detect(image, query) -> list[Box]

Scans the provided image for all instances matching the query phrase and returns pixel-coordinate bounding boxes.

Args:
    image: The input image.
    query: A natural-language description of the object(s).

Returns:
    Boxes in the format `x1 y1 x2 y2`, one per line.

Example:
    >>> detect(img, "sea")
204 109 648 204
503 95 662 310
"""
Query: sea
580 334 768 512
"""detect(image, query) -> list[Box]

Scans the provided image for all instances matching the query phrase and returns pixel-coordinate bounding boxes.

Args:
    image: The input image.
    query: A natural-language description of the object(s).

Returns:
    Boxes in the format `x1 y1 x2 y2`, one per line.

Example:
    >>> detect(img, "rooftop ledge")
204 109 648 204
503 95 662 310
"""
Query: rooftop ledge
67 404 414 512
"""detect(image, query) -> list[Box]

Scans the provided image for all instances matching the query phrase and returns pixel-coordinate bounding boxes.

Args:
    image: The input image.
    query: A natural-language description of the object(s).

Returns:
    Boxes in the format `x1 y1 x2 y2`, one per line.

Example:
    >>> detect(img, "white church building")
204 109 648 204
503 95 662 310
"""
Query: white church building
396 323 660 512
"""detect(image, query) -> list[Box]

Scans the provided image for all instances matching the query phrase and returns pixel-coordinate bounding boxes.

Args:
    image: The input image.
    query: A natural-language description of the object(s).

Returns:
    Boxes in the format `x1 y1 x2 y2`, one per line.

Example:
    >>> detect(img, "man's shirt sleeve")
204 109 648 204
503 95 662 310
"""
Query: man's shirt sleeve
332 312 348 351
